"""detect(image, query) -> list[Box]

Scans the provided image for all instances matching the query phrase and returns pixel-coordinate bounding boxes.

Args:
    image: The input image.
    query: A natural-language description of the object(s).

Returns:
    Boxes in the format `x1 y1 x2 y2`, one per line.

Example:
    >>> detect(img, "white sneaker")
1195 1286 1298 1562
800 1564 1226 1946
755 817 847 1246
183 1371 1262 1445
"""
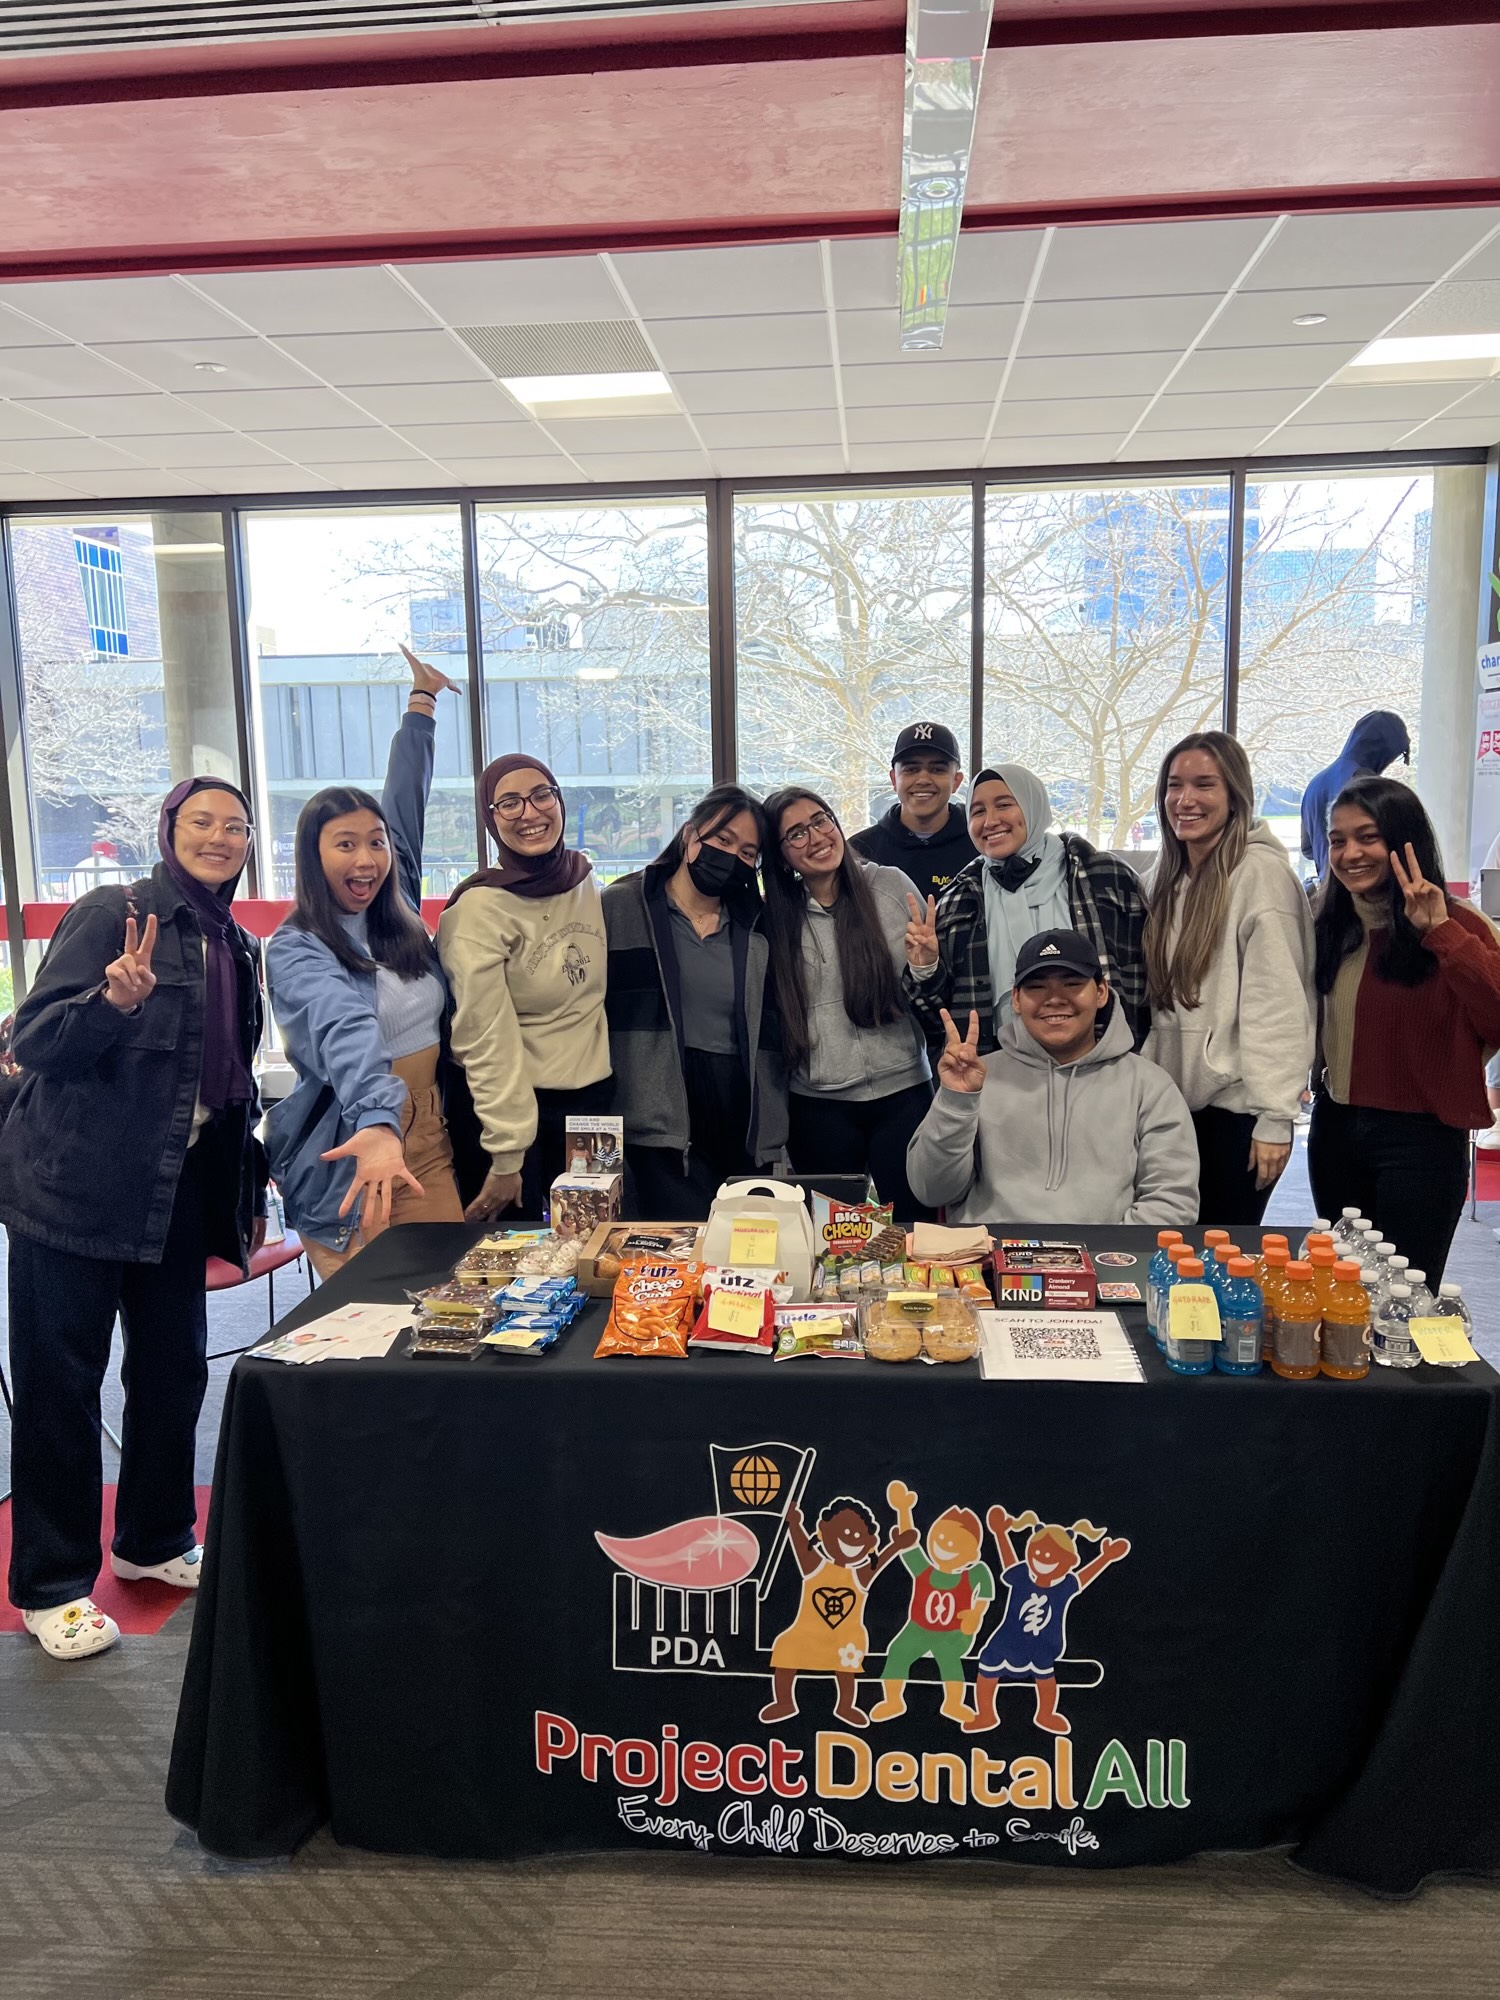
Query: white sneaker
21 1599 120 1660
1477 1121 1500 1151
110 1544 203 1589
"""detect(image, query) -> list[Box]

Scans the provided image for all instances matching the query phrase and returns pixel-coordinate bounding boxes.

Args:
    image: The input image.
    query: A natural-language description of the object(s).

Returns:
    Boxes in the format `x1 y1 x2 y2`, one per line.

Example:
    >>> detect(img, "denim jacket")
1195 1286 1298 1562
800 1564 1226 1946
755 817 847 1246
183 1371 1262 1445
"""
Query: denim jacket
266 711 443 1251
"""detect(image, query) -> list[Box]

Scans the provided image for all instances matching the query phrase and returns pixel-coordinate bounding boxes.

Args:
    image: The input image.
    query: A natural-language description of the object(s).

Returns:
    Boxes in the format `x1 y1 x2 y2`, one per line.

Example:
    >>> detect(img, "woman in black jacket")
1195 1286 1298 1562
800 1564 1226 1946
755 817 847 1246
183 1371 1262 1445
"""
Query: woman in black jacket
0 778 266 1660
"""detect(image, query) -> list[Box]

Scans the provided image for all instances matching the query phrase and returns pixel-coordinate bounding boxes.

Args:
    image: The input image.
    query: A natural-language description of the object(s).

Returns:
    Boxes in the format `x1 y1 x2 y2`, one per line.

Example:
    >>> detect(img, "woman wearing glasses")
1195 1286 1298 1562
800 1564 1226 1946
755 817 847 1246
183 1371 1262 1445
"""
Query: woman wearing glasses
603 784 788 1219
437 754 609 1222
762 788 934 1222
0 778 266 1658
266 647 468 1278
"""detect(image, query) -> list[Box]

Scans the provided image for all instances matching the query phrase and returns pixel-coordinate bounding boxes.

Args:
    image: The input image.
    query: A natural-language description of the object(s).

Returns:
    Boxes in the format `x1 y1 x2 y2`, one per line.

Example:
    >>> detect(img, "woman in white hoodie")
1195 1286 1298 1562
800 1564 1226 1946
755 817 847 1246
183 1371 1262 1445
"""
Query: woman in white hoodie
1143 731 1314 1227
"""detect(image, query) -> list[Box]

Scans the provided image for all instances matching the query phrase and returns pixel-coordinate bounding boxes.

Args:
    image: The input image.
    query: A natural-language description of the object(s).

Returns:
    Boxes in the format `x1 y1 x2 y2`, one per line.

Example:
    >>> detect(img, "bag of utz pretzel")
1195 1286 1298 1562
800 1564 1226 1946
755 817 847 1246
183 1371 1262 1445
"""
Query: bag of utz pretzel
595 1258 701 1358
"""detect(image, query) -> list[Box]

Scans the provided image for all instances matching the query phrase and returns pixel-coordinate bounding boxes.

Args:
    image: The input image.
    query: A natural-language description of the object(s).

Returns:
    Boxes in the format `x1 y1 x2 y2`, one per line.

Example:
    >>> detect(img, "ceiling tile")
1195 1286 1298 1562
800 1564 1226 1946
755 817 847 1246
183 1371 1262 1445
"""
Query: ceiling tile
301 462 450 489
1021 295 1217 357
0 304 70 351
0 277 242 345
842 359 1002 407
1295 381 1468 425
845 402 991 444
1243 210 1500 293
0 347 153 398
1395 415 1500 448
17 394 232 437
1254 422 1408 457
172 465 333 494
391 421 549 457
1038 218 1273 301
713 445 849 477
826 238 898 312
1116 429 1267 461
836 305 1019 367
94 338 321 393
0 471 85 499
1169 343 1363 394
648 314 830 372
1435 377 1500 418
545 416 702 456
611 243 824 320
949 230 1047 307
120 433 292 469
441 456 585 485
1439 233 1500 285
0 404 85 442
993 396 1150 437
573 451 711 482
48 469 212 498
190 267 439 337
847 442 977 473
343 382 519 426
175 386 365 429
695 412 843 450
674 369 836 414
983 435 1124 468
1138 388 1306 431
1004 352 1174 400
1 436 152 474
1397 279 1500 338
275 331 489 387
1201 287 1426 351
394 255 623 326
249 428 424 464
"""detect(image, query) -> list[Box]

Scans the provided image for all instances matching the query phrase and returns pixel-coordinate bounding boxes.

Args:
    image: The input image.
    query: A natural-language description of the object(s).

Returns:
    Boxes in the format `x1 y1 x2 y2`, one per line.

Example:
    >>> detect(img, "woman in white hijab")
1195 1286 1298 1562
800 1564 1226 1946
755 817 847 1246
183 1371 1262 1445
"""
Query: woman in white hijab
905 764 1151 1054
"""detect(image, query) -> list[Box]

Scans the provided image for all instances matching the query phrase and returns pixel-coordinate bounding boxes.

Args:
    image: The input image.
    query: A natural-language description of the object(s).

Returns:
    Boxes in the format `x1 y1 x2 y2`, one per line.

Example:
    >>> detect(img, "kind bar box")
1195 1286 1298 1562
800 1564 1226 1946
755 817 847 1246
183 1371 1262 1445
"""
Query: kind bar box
577 1222 705 1298
548 1172 623 1244
992 1240 1097 1311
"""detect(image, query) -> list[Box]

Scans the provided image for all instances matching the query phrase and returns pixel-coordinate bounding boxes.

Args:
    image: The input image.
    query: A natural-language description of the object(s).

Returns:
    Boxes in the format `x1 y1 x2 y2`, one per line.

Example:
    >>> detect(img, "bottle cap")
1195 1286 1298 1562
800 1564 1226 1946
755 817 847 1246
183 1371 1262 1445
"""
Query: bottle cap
1440 1283 1462 1298
1341 1208 1362 1221
1215 1243 1242 1263
1178 1258 1205 1278
1202 1230 1230 1247
1333 1259 1362 1280
1309 1246 1337 1266
1262 1234 1290 1251
1306 1234 1335 1253
1228 1257 1255 1277
1168 1243 1193 1263
1285 1260 1313 1279
1156 1229 1183 1248
1390 1255 1409 1269
1390 1284 1412 1299
1311 1219 1331 1231
1407 1269 1426 1286
1263 1245 1290 1266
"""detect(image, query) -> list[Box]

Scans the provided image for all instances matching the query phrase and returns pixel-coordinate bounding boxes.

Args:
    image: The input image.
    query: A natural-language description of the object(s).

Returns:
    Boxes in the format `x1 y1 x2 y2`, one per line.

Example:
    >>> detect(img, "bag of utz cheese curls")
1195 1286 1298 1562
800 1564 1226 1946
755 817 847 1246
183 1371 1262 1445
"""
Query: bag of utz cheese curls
595 1258 701 1358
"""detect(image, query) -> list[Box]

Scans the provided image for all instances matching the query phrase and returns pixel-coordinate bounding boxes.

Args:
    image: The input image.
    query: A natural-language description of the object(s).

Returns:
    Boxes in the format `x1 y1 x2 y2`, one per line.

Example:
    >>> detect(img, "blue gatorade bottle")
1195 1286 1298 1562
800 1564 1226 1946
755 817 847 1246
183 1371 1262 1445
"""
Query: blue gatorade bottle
1215 1256 1264 1375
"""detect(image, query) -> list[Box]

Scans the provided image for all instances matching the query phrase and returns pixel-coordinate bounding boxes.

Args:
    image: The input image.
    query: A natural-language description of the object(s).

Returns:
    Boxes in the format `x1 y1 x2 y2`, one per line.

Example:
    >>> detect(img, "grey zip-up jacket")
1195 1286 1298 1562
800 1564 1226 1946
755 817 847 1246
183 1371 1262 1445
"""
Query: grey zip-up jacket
906 999 1197 1226
791 861 931 1100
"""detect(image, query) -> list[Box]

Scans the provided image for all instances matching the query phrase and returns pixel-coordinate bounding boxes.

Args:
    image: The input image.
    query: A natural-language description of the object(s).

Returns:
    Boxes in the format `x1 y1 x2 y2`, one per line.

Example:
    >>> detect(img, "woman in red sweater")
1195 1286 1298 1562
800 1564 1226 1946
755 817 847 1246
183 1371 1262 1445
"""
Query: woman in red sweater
1309 776 1500 1283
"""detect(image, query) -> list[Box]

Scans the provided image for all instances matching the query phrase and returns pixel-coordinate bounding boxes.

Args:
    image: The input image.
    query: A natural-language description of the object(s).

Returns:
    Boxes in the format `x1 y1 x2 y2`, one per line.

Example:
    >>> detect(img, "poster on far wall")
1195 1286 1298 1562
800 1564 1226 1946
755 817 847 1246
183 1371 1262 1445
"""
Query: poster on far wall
1472 644 1500 904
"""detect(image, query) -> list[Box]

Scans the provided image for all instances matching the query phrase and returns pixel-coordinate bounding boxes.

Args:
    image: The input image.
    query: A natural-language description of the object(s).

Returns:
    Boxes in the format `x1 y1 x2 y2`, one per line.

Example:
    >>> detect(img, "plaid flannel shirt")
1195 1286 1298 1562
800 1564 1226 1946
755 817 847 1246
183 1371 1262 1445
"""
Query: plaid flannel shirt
904 839 1150 1054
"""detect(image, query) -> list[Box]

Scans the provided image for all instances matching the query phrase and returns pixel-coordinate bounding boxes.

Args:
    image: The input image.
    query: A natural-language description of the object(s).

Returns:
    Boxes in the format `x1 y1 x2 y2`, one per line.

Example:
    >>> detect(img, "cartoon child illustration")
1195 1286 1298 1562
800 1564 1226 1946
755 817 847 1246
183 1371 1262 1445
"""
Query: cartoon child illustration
563 943 588 989
759 1495 916 1729
962 1504 1130 1737
870 1480 994 1725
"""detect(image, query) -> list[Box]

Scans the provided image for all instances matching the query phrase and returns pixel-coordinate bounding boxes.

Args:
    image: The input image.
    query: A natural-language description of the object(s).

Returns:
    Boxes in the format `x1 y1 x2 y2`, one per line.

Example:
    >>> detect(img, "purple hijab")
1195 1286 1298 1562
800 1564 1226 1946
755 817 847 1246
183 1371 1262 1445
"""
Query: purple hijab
158 777 254 1112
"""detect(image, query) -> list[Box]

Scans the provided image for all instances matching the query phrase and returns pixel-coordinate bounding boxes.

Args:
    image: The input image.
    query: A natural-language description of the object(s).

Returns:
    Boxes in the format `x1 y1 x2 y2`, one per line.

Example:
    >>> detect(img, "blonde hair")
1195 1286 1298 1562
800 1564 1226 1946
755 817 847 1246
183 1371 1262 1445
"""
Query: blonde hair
1006 1511 1108 1560
1144 730 1255 1013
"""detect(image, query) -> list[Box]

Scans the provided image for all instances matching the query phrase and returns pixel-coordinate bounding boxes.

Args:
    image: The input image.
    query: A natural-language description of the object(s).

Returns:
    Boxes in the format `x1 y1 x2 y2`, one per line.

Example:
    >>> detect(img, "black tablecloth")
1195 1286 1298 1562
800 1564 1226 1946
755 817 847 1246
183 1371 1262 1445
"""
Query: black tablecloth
167 1222 1500 1893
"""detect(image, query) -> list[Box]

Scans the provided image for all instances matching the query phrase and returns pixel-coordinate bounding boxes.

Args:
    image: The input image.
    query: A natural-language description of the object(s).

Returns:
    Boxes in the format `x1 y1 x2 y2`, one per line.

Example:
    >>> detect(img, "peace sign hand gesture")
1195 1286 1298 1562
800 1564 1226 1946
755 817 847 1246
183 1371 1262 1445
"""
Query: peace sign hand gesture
905 892 939 969
937 1008 986 1093
103 914 158 1012
1390 841 1449 934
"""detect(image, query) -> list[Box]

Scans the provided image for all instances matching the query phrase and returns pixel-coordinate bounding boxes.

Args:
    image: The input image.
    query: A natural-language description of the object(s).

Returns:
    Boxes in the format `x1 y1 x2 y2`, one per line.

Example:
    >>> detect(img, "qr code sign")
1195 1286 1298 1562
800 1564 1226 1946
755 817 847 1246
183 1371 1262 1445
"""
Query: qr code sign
1011 1324 1104 1363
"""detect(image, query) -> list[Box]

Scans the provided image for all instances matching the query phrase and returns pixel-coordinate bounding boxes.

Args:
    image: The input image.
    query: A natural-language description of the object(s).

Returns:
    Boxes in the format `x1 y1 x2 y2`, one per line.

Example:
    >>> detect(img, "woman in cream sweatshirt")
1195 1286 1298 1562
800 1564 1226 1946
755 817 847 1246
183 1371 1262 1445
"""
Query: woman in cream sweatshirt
437 753 609 1222
1142 730 1314 1227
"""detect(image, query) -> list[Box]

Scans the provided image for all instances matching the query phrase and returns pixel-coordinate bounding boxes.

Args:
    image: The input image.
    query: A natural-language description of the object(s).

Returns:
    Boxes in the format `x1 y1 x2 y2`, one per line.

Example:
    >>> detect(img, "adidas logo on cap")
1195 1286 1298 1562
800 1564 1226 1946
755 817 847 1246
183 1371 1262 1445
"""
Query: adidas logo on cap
1040 942 1061 956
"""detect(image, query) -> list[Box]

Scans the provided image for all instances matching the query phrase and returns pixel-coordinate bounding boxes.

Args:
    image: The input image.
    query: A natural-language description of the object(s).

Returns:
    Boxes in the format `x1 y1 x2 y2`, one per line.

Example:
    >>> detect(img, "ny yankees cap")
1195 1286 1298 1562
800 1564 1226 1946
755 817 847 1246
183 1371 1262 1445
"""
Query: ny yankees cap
1013 929 1104 986
891 721 961 766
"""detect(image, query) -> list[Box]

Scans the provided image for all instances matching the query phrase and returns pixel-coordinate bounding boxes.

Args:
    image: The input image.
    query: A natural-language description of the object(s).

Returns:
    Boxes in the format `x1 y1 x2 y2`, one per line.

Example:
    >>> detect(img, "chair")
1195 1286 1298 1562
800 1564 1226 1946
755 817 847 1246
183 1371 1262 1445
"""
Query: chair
206 1233 306 1358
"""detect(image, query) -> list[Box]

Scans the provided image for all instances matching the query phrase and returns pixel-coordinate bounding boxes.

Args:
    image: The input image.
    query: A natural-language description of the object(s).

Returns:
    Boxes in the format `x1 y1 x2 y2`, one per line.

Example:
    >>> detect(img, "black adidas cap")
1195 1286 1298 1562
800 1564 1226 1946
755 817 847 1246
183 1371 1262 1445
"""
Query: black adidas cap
1013 929 1104 986
891 721 961 766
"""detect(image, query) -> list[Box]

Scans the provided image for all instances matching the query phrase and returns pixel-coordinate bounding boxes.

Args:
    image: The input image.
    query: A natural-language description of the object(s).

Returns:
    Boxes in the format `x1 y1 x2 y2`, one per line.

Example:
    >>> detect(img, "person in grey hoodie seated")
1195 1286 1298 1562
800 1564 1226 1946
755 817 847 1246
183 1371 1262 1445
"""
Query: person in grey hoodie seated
907 929 1198 1226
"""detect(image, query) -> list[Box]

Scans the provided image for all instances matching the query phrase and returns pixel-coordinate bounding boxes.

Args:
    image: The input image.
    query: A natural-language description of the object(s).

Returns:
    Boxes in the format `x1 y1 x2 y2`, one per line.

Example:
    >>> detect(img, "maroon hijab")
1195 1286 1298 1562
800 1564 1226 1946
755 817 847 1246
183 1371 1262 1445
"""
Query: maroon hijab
447 752 592 907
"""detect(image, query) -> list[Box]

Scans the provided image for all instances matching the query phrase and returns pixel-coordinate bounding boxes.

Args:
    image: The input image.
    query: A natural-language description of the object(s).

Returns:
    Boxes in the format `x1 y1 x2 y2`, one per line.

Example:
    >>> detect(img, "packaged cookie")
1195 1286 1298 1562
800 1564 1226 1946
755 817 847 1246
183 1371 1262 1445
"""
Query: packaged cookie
595 1258 700 1358
772 1304 863 1361
861 1290 980 1364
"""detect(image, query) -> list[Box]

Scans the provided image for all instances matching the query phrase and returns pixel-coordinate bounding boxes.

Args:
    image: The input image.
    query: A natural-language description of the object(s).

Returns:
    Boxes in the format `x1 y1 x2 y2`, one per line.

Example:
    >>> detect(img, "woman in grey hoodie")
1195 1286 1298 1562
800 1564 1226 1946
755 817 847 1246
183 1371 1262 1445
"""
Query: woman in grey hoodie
762 787 935 1221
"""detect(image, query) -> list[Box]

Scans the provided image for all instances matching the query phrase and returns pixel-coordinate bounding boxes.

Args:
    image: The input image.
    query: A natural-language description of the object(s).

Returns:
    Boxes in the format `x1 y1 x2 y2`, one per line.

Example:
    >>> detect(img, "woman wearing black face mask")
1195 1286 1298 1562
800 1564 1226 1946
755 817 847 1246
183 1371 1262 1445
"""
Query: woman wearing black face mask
603 784 789 1219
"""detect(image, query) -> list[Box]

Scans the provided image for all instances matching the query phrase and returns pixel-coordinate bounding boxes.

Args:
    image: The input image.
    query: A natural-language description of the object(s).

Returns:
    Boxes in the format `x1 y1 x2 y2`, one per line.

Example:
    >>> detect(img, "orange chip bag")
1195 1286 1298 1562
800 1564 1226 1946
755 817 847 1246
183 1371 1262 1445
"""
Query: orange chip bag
595 1258 701 1358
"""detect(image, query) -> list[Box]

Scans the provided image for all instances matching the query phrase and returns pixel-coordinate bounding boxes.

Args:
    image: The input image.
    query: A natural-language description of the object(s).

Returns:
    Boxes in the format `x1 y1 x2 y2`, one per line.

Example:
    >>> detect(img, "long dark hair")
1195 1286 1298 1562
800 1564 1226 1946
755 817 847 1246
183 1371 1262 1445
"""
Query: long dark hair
286 784 433 980
761 786 908 1072
1313 775 1445 993
654 783 767 876
1143 730 1255 1012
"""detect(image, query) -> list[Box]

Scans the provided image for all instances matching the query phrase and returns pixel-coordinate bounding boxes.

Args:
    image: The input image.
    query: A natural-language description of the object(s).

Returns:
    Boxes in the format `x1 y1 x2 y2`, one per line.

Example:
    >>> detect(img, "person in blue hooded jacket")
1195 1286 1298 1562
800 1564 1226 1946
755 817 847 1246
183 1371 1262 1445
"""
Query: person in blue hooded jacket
1300 711 1410 877
266 647 470 1279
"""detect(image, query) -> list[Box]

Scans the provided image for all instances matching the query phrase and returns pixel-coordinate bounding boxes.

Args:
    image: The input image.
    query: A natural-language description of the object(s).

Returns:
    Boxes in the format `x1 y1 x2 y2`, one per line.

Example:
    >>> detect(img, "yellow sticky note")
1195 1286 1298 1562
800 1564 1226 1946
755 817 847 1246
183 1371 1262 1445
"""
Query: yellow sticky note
728 1217 779 1266
1168 1283 1222 1343
707 1288 767 1339
1410 1318 1479 1366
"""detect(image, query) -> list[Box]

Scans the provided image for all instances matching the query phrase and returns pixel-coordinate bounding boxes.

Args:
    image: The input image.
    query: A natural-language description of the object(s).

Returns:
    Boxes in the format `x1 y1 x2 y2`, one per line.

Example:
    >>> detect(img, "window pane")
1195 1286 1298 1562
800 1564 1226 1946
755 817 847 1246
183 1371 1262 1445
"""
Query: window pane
244 508 473 898
1239 471 1431 872
475 501 711 882
734 489 972 827
984 482 1230 852
11 511 238 899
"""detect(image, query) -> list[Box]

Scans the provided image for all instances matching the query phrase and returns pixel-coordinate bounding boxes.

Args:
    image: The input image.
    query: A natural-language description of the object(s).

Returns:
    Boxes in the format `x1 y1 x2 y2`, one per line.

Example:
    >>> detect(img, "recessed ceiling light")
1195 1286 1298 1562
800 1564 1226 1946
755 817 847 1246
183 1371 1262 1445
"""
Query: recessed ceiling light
1353 332 1500 366
499 370 676 418
194 362 229 374
1292 313 1328 327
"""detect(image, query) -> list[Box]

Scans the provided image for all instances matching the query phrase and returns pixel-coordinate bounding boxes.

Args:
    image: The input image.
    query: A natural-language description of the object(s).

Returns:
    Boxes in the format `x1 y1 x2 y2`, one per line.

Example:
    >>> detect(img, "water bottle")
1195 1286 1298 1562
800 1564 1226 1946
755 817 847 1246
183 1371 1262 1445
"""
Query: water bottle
1298 1219 1333 1260
1216 1257 1264 1375
1404 1268 1437 1319
1357 1226 1382 1262
1332 1208 1367 1254
1146 1229 1185 1346
1373 1254 1409 1321
1373 1282 1420 1369
1427 1284 1476 1368
1320 1258 1371 1381
1164 1257 1216 1376
1272 1260 1322 1380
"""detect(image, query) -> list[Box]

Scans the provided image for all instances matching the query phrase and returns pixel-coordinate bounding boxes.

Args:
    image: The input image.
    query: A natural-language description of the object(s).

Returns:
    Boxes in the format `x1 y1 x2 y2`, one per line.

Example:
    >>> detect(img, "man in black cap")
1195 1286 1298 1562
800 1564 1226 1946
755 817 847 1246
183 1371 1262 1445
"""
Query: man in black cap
850 722 977 908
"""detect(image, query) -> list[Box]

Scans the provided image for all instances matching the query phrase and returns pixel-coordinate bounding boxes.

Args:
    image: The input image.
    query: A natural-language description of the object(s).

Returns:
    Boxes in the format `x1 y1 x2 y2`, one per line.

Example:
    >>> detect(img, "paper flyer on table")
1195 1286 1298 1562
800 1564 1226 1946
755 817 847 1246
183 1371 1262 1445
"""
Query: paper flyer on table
978 1309 1144 1383
255 1303 412 1365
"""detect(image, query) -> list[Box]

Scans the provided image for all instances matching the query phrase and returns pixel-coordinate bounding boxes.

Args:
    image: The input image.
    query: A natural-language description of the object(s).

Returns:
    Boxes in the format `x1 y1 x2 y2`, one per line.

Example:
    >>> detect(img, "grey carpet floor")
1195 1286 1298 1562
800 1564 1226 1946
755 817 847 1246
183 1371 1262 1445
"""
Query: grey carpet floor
5 1142 1500 1997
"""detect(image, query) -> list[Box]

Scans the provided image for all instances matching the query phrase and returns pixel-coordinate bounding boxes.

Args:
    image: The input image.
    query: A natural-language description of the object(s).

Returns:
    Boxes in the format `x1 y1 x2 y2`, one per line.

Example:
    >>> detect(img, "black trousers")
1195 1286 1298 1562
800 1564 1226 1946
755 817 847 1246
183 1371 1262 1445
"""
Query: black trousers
627 1049 755 1222
7 1141 210 1612
1192 1105 1275 1229
788 1080 936 1225
516 1075 616 1223
1307 1091 1469 1287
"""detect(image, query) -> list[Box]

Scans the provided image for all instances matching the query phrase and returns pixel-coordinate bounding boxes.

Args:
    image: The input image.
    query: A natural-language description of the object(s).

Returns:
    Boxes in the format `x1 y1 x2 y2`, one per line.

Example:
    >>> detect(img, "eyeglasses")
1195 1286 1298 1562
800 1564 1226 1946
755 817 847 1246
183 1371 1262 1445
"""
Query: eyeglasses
781 810 838 851
180 813 253 843
493 785 561 821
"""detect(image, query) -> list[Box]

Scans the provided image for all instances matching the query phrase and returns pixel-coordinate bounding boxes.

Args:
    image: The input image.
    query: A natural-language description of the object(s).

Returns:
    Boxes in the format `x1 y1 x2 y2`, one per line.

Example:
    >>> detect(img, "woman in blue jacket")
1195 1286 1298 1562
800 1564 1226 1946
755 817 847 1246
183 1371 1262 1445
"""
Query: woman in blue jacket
266 649 467 1279
0 777 265 1659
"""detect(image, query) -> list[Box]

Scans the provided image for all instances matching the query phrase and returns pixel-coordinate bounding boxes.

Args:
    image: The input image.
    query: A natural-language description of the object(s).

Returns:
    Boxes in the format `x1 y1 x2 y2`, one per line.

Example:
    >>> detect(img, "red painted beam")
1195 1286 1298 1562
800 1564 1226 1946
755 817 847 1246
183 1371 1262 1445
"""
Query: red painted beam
16 896 451 943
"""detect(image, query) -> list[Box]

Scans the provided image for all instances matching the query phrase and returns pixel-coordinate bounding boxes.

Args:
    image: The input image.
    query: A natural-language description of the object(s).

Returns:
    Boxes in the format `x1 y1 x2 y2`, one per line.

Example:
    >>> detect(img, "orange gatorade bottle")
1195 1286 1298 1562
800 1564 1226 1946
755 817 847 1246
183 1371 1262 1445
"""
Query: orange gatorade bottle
1272 1260 1322 1380
1321 1258 1372 1381
1259 1245 1291 1360
1308 1244 1339 1307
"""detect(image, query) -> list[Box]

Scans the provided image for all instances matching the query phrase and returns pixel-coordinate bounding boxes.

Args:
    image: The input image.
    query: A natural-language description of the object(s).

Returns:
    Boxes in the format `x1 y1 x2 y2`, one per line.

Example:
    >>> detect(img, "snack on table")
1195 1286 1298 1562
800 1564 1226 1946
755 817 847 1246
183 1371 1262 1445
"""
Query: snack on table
862 1315 923 1363
810 1194 904 1293
409 1323 485 1358
550 1172 623 1243
595 1258 700 1358
690 1267 777 1351
517 1236 581 1275
772 1304 863 1361
454 1230 551 1280
861 1291 980 1364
